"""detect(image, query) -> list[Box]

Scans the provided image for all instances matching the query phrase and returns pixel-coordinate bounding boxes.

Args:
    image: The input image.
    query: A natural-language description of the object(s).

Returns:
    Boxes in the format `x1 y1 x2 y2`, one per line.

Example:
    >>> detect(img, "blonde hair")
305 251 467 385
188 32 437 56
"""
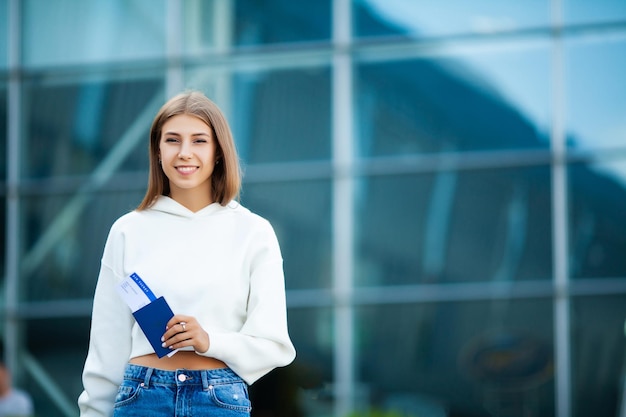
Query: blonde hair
137 91 241 210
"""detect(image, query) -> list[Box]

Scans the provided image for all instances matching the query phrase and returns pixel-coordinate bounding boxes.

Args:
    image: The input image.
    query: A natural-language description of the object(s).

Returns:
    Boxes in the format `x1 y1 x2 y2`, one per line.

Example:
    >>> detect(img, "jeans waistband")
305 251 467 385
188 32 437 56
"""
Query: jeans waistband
123 363 243 389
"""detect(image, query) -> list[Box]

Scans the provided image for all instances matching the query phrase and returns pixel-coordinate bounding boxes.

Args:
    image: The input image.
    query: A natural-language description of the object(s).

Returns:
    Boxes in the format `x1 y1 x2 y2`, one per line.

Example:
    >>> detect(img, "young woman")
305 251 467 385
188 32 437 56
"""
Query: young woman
78 91 296 417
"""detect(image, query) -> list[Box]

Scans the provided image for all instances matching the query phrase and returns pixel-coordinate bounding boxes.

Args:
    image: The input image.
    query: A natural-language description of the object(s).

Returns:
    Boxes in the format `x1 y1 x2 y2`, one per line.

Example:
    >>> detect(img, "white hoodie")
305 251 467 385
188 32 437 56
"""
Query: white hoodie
78 196 296 417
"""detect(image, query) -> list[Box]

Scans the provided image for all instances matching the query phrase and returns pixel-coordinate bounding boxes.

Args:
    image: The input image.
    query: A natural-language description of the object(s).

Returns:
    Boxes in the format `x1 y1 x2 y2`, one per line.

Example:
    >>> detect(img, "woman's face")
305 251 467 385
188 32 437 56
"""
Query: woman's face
159 114 217 204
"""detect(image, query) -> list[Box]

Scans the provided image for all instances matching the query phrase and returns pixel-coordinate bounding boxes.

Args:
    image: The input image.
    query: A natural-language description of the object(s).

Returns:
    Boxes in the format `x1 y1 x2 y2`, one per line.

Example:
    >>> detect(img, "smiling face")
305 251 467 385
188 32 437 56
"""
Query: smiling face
159 114 218 209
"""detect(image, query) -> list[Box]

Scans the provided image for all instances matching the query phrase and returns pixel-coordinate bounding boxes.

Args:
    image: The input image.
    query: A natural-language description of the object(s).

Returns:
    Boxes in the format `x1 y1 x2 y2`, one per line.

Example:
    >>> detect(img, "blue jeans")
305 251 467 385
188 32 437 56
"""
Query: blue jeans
113 364 251 417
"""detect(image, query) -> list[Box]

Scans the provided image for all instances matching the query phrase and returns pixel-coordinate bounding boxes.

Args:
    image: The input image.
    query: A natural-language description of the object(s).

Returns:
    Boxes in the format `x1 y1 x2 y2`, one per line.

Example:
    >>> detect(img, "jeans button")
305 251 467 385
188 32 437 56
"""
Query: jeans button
178 373 187 382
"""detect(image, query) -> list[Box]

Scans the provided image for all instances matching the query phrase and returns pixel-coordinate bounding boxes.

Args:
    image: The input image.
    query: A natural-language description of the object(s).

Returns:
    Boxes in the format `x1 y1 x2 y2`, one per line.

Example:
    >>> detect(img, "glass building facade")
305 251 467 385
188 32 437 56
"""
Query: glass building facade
1 1 626 416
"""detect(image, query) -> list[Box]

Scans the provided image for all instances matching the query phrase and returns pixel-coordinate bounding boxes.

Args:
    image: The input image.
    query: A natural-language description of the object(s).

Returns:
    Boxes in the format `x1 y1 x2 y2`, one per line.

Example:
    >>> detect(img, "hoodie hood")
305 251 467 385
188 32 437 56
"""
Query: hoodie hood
149 195 236 218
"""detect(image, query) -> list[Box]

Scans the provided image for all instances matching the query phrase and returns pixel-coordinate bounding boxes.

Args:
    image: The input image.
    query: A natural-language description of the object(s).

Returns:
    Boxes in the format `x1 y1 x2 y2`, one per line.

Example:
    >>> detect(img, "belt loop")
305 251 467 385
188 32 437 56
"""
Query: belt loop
201 370 209 390
143 367 154 388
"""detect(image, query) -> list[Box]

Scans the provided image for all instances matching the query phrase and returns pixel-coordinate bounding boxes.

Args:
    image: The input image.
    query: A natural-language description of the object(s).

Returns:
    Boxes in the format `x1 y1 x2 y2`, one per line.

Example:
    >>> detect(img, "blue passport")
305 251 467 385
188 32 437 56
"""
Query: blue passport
132 296 174 358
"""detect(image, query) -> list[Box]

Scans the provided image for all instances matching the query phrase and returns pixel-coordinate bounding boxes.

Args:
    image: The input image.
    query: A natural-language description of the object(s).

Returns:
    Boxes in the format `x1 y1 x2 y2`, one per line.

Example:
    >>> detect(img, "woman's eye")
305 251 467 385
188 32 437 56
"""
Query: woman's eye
164 138 178 143
194 139 208 144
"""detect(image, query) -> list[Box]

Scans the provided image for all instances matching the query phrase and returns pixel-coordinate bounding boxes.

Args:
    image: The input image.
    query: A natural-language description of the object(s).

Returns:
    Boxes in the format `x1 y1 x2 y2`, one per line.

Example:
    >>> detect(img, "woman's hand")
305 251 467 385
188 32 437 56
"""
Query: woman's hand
162 315 210 354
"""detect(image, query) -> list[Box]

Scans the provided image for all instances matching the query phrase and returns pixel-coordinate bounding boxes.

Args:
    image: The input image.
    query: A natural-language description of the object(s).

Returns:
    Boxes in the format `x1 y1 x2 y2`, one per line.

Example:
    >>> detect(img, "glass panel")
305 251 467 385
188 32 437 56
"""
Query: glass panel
22 74 163 179
188 66 332 164
564 0 626 25
183 0 331 53
355 46 551 157
569 158 626 279
25 317 90 416
250 307 334 416
241 179 332 290
355 167 553 286
0 84 6 179
571 294 626 417
356 299 555 416
0 196 4 294
354 0 551 40
0 0 7 69
22 0 166 67
565 34 626 151
21 190 145 302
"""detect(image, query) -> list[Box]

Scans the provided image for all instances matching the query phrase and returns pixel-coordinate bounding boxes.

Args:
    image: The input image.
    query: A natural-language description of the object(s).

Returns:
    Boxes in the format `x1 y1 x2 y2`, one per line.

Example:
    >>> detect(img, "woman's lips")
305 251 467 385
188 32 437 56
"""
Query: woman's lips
176 166 198 175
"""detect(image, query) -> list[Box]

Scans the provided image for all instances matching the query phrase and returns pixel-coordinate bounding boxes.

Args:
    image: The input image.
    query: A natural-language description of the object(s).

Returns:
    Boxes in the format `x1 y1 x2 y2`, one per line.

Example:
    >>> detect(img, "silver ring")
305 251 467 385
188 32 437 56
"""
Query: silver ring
180 322 187 332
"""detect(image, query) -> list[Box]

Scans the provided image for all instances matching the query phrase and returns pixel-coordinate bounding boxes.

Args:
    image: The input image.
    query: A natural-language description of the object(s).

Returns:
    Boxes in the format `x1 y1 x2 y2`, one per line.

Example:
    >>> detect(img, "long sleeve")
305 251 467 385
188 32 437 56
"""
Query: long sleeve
78 230 134 417
198 220 296 384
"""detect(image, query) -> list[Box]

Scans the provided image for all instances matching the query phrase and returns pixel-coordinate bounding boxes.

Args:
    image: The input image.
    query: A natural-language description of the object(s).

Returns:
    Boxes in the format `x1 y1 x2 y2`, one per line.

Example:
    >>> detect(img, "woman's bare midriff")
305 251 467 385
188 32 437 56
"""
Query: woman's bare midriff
130 351 227 370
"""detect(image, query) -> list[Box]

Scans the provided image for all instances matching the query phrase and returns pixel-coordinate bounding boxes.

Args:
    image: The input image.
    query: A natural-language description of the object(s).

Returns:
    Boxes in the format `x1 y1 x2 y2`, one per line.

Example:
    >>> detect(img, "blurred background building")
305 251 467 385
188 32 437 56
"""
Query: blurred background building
1 0 626 416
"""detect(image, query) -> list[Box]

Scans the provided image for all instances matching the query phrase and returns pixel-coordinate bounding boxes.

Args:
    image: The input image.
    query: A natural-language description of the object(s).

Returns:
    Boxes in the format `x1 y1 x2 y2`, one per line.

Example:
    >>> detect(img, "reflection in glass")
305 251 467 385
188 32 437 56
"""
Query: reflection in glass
232 67 332 164
0 197 4 288
22 0 166 67
569 158 626 279
564 0 626 25
356 300 554 416
251 307 334 417
356 49 550 157
570 294 626 417
241 180 332 290
189 66 332 164
0 85 6 180
565 35 626 151
0 0 6 69
22 77 162 179
354 0 550 39
25 317 92 417
355 167 553 286
21 190 144 302
183 0 331 53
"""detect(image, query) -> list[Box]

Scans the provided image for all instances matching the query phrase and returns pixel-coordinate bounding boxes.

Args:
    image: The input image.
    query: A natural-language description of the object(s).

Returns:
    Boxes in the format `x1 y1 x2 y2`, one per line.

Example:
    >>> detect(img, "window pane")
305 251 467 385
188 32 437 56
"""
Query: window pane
22 75 163 179
0 84 6 179
354 0 550 39
564 0 626 25
21 190 144 302
25 317 91 416
251 307 334 416
0 0 7 69
22 0 166 67
571 294 626 417
565 34 626 151
183 0 331 52
569 158 626 279
355 167 553 286
356 46 551 156
356 300 555 416
189 66 332 164
241 180 332 290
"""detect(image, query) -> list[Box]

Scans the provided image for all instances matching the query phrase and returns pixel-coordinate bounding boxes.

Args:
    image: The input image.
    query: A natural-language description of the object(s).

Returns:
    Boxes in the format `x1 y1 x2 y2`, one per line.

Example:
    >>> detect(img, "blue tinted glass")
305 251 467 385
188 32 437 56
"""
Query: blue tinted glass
0 85 5 181
235 0 331 46
564 0 626 25
22 190 144 302
22 0 166 67
356 300 555 416
354 0 550 39
355 167 553 286
571 294 626 417
26 318 93 410
356 45 551 156
183 0 331 53
569 158 626 279
565 35 626 151
253 307 333 414
0 0 6 69
241 180 332 290
22 75 163 179
189 66 332 164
